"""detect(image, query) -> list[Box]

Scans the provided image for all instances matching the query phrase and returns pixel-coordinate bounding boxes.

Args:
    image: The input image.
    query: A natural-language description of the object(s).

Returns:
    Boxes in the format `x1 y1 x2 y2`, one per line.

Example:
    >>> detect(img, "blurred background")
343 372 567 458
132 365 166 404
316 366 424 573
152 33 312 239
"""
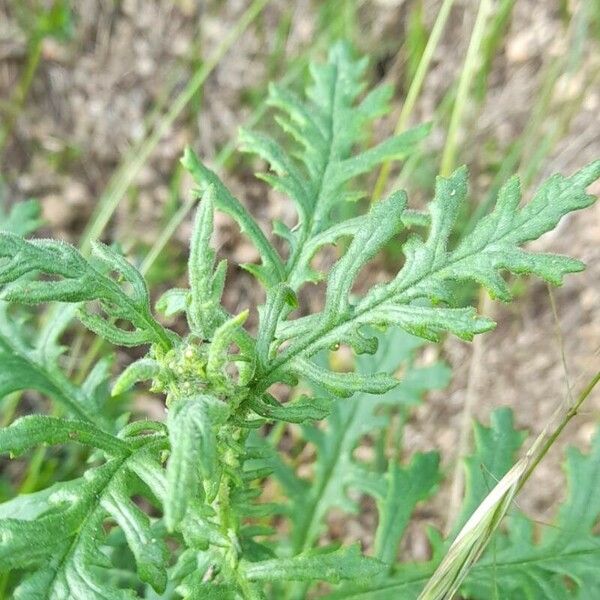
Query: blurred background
0 0 599 542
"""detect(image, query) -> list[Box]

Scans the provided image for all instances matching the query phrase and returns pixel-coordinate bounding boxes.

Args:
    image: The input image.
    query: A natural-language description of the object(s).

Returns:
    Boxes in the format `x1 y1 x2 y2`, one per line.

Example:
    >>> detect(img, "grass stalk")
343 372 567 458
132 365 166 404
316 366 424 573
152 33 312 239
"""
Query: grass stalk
439 0 492 177
518 371 600 492
0 32 44 156
79 0 272 255
422 369 600 599
372 0 456 200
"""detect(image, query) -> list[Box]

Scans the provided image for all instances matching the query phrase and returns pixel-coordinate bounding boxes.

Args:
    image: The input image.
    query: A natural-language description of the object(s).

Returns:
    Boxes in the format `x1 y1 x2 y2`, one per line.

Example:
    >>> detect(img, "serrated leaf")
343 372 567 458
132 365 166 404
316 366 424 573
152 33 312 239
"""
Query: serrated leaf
181 147 285 288
351 409 525 598
373 452 441 567
0 234 173 349
1 41 599 600
436 164 600 299
248 394 332 424
243 42 427 292
263 163 599 392
101 486 168 592
0 434 168 597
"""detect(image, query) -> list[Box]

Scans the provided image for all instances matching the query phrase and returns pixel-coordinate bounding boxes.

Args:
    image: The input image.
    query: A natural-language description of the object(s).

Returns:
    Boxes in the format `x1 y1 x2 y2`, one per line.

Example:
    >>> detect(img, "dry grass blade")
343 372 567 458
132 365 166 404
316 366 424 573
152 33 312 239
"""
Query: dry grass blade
419 370 600 600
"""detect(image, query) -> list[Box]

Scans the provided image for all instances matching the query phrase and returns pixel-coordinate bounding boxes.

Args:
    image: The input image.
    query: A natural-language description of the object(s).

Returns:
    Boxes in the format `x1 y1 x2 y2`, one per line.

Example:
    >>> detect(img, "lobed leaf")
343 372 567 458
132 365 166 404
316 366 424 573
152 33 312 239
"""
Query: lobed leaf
165 395 229 531
262 162 599 391
0 434 168 597
373 452 441 567
0 234 172 349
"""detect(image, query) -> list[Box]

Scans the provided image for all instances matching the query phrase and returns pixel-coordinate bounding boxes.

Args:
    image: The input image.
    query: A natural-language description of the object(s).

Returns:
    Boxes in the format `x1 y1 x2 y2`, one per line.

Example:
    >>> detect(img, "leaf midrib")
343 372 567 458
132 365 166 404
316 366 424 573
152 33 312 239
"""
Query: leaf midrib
43 439 165 598
286 61 342 287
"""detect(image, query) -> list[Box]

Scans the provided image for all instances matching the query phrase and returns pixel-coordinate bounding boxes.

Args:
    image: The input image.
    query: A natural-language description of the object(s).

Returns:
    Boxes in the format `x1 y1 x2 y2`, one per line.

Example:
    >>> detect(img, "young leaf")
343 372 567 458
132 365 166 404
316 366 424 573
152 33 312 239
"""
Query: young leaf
242 41 429 291
165 395 230 531
111 357 161 396
181 147 285 287
187 184 230 338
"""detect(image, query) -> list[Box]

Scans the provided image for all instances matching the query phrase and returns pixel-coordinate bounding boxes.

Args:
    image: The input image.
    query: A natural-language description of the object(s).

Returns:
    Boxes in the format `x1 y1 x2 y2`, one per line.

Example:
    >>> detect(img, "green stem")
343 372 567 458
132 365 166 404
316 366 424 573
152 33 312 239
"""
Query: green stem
439 0 492 176
213 427 260 599
18 446 47 494
519 370 600 492
372 0 456 200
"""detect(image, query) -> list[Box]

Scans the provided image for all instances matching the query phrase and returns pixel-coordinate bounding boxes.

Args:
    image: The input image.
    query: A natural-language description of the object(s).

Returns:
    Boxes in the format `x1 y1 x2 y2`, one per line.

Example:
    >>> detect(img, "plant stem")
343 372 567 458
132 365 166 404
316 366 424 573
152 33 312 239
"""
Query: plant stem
439 0 492 177
519 370 600 492
372 0 456 200
445 292 490 531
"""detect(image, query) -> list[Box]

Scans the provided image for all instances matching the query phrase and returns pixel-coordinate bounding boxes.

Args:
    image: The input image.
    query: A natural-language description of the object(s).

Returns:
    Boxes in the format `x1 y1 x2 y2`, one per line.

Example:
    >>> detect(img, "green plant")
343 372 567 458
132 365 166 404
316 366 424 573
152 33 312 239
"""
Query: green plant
0 43 598 599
